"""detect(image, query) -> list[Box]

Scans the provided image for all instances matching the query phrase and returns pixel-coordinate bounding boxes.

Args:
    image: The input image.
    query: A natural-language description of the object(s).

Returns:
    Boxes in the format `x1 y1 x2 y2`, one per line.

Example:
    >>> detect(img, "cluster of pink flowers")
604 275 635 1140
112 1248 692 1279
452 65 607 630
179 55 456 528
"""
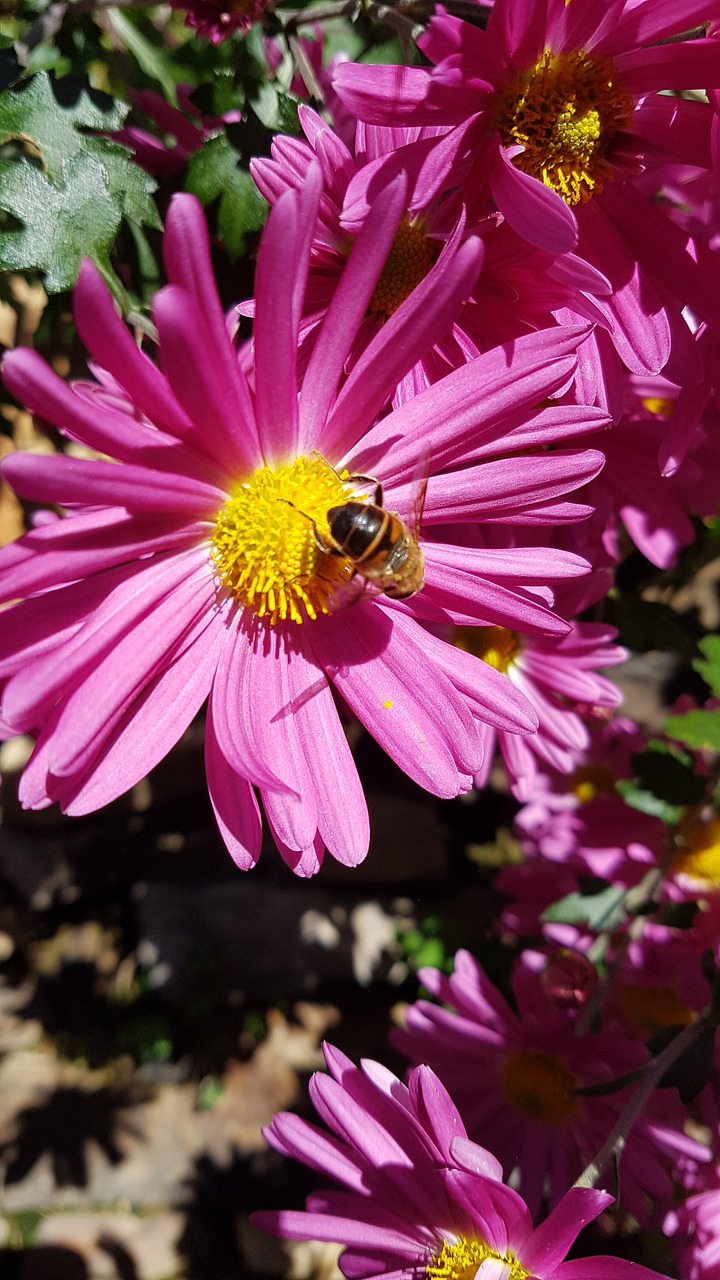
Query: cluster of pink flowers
2 0 720 1272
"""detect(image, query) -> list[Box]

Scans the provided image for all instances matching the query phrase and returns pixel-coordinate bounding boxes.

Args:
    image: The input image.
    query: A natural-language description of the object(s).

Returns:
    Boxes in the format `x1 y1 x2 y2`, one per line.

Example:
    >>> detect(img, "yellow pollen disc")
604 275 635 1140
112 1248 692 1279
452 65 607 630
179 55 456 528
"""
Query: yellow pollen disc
672 818 720 890
368 218 438 318
569 763 616 804
427 1237 529 1280
641 396 674 420
501 1049 578 1125
494 49 634 207
211 456 355 625
617 984 695 1038
455 625 519 674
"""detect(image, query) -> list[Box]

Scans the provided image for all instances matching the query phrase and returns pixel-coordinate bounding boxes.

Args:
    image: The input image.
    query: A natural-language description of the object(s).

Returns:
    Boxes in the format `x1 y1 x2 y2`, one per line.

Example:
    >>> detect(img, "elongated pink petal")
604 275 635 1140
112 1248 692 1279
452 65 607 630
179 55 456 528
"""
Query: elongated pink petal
1 349 218 481
153 286 260 477
522 1188 612 1274
298 175 408 450
323 233 484 460
347 325 591 483
490 146 578 254
205 704 263 870
63 610 226 815
254 169 322 464
0 508 205 605
287 638 370 866
2 452 223 516
73 260 195 441
162 193 260 453
310 605 480 797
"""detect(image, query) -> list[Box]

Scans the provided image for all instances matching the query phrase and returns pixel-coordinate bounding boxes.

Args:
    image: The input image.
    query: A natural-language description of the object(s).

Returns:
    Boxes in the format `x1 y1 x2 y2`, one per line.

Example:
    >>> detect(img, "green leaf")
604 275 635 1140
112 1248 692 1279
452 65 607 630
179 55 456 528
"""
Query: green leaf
616 780 683 826
185 132 238 204
542 883 627 931
218 168 267 258
0 152 119 292
664 708 720 752
694 634 720 698
100 142 162 231
186 134 267 260
249 81 300 135
104 8 178 102
0 72 126 185
0 72 159 292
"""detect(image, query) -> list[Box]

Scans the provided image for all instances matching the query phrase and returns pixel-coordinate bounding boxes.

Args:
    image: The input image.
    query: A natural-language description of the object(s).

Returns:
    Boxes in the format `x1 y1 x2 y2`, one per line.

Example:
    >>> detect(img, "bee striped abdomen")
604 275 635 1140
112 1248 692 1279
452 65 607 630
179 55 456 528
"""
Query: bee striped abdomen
327 502 391 563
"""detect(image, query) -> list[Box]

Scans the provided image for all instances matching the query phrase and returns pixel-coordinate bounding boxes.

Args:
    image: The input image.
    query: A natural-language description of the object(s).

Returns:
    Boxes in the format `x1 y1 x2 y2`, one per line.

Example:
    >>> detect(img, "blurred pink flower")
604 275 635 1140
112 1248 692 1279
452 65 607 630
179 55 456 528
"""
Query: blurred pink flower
393 950 708 1222
115 87 242 179
171 0 271 42
255 1042 668 1280
334 0 720 391
0 183 599 875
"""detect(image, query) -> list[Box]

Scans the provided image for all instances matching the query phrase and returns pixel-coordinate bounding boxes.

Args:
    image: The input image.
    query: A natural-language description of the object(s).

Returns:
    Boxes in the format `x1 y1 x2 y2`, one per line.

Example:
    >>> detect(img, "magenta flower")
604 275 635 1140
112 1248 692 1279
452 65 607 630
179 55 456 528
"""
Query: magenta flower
115 87 242 179
251 106 620 411
452 576 626 800
393 950 708 1222
665 1160 720 1279
334 0 720 385
0 183 600 875
254 1043 673 1280
170 0 271 42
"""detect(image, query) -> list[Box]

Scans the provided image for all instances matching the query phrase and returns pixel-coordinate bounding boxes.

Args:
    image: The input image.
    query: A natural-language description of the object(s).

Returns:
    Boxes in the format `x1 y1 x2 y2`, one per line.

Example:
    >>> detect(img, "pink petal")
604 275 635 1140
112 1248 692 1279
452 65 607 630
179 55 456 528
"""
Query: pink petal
310 605 480 797
490 146 579 254
205 705 264 870
2 451 223 516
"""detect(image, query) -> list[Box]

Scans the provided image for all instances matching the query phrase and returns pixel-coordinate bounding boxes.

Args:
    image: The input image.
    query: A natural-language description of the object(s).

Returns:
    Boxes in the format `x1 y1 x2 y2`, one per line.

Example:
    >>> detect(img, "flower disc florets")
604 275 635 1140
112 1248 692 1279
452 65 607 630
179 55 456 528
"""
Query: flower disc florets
211 455 356 624
368 217 438 317
501 1048 578 1125
427 1237 529 1280
495 49 634 206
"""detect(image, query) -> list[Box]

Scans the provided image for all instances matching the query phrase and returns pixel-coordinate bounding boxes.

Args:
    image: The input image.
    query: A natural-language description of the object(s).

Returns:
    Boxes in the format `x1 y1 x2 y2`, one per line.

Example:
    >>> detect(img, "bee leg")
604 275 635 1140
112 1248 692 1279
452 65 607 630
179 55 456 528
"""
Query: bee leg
276 497 333 553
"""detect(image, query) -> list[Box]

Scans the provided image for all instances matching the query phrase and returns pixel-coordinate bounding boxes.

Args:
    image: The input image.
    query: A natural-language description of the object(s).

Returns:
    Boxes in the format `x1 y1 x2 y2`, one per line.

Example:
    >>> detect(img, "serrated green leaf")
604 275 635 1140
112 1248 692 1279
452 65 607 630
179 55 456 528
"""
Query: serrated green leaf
694 635 720 698
218 169 267 259
0 72 126 186
99 141 161 231
249 81 300 134
542 883 627 931
185 132 239 205
0 152 119 292
664 709 720 752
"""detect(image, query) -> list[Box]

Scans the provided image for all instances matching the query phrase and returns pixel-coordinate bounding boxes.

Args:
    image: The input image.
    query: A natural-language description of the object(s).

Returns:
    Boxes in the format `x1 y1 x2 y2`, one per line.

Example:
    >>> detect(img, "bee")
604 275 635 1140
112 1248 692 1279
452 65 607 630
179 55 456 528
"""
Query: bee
321 470 428 601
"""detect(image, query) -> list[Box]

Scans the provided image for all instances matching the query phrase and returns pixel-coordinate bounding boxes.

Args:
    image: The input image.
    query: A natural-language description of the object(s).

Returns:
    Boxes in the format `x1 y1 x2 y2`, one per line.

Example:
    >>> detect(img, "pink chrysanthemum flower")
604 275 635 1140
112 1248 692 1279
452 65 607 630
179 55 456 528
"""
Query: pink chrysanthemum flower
334 0 720 386
170 0 271 42
250 106 621 411
0 183 601 876
665 1161 720 1279
393 950 708 1221
254 1042 669 1280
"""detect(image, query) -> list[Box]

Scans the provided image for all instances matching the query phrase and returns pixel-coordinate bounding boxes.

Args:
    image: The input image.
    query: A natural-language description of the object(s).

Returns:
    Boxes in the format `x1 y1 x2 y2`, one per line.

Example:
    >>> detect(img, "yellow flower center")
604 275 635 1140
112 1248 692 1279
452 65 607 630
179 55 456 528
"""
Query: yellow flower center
494 49 634 206
641 396 674 420
501 1049 578 1125
211 455 356 625
456 625 519 673
617 984 695 1037
672 818 720 890
427 1237 529 1280
569 763 616 804
368 218 437 318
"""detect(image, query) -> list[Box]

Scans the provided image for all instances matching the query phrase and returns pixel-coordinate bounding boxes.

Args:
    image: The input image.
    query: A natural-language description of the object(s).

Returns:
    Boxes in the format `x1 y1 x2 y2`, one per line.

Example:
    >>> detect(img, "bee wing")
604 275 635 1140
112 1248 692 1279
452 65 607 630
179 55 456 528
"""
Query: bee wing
408 445 431 537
